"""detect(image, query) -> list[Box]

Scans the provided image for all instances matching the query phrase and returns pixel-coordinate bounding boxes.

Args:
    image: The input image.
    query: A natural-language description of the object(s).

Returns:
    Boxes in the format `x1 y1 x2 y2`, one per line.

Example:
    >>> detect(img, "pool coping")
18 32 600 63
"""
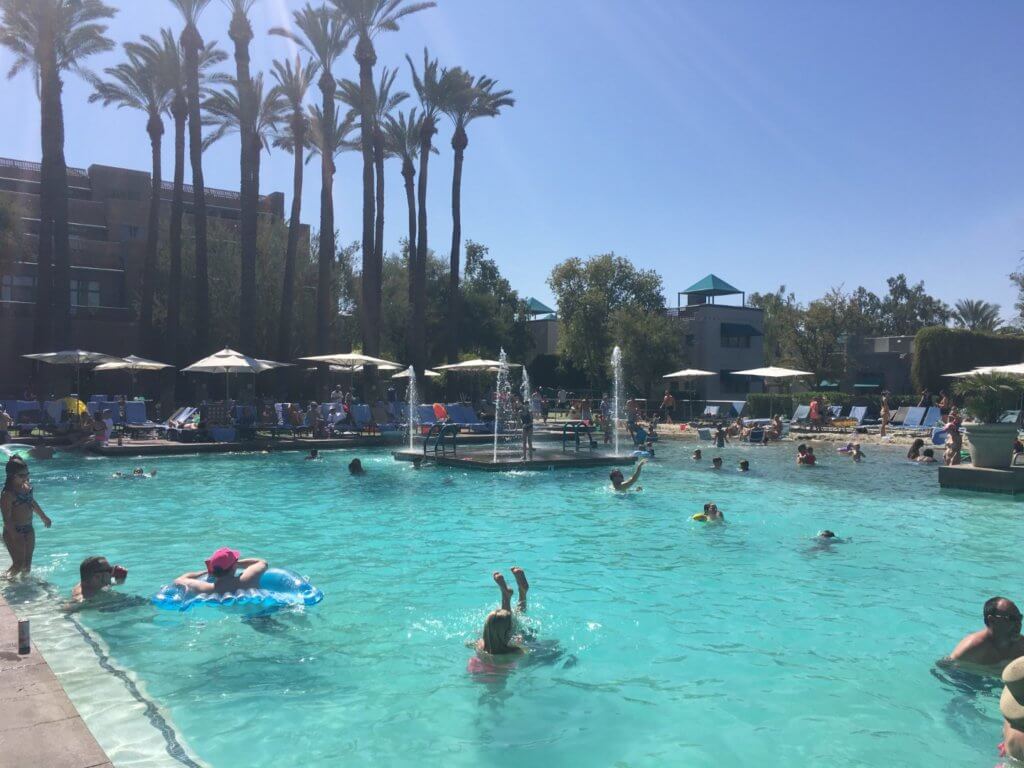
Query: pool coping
0 592 112 768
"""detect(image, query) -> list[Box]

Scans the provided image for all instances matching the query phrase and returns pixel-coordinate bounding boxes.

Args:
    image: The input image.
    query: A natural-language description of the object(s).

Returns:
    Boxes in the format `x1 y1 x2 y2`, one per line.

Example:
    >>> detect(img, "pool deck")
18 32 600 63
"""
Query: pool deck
938 465 1024 495
0 594 111 768
393 445 636 471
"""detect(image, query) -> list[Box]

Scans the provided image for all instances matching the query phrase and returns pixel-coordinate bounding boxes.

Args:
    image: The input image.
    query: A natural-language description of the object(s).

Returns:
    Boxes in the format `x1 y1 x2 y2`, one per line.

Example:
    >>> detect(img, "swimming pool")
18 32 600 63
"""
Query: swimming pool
2 440 1017 767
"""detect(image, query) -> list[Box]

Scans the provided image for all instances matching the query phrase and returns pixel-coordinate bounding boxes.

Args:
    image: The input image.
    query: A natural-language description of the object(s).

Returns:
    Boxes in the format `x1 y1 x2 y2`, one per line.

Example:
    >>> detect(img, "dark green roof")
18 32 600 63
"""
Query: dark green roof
683 274 741 296
526 297 556 315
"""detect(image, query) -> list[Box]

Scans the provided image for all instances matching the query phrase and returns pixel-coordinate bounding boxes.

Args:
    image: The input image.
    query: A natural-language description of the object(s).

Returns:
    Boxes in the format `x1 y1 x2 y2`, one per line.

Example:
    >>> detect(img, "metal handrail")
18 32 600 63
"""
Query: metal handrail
561 421 595 453
423 422 460 456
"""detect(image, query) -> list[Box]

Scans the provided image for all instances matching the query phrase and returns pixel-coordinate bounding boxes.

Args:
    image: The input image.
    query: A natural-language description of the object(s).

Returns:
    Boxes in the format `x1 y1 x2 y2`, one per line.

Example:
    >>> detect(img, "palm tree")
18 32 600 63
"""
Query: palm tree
1 0 116 353
405 49 467 374
337 67 407 352
130 29 225 366
269 55 319 362
953 299 1002 332
382 108 430 364
224 0 259 351
331 0 434 376
87 43 172 356
170 0 215 354
271 5 351 382
441 72 514 363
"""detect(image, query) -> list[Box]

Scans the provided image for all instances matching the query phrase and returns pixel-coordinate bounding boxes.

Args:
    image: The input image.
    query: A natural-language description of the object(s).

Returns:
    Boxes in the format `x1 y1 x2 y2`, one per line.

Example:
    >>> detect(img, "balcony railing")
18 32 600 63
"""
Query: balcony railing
0 157 88 178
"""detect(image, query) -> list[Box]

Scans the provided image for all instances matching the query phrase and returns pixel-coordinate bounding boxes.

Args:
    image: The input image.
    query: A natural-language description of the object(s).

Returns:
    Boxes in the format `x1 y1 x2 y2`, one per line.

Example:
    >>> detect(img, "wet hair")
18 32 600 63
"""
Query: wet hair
703 502 712 512
739 460 749 470
609 469 623 483
482 609 515 653
4 455 27 489
79 556 111 582
922 448 934 458
712 457 722 465
819 530 836 538
797 444 807 453
349 458 363 474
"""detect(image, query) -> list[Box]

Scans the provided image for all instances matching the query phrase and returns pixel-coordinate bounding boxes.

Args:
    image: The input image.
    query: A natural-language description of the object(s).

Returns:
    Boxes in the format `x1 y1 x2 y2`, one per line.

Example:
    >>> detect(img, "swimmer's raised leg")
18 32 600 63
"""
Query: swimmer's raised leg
511 566 529 611
493 571 513 611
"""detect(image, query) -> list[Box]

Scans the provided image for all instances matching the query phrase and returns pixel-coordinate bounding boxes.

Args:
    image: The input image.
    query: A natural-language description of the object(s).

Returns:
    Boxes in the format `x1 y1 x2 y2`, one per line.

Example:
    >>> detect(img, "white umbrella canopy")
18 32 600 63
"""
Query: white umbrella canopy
93 354 173 372
986 363 1024 376
299 353 402 368
435 358 521 371
943 366 1000 378
392 368 440 379
23 349 123 394
662 368 715 379
732 366 813 378
182 348 286 399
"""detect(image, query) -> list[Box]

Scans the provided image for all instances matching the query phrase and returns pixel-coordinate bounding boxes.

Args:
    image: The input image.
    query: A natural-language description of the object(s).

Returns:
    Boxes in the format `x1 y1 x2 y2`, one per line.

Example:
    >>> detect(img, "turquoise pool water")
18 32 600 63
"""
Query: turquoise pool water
2 441 1019 766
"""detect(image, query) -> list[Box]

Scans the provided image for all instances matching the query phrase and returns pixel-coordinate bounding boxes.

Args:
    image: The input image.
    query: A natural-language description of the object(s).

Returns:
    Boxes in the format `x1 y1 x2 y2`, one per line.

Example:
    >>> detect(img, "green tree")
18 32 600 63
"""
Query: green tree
953 299 1002 332
748 286 802 366
171 0 215 353
331 0 435 374
269 55 319 361
460 241 531 362
877 274 951 335
442 71 514 364
548 253 666 388
1 0 116 350
611 307 680 397
270 4 351 381
87 40 171 355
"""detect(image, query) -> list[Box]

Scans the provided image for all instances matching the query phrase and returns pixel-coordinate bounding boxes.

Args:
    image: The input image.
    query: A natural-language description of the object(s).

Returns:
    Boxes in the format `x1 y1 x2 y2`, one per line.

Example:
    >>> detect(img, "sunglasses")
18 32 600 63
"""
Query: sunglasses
989 612 1023 622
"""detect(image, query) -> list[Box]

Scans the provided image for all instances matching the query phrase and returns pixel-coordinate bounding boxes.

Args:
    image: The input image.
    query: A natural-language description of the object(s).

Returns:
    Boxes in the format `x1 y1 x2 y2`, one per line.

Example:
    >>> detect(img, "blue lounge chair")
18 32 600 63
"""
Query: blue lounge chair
889 406 910 426
828 405 842 420
447 403 489 433
416 404 438 428
899 407 926 429
999 410 1022 425
920 407 942 429
124 401 147 425
697 427 712 442
848 406 867 425
791 405 810 423
730 401 746 418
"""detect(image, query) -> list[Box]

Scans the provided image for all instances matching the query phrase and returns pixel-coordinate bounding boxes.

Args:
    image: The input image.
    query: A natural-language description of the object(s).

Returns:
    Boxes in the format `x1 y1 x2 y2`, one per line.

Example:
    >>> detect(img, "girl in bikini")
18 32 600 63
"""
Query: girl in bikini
2 456 52 577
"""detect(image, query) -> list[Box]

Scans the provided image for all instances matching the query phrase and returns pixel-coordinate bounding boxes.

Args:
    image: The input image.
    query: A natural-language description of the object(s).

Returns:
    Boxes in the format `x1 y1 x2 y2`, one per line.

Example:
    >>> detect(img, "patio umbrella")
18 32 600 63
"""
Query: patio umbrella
299 353 403 368
435 358 522 371
392 368 440 379
23 349 122 395
93 354 174 398
733 366 813 417
662 369 714 420
182 348 286 399
985 363 1024 376
942 366 1000 378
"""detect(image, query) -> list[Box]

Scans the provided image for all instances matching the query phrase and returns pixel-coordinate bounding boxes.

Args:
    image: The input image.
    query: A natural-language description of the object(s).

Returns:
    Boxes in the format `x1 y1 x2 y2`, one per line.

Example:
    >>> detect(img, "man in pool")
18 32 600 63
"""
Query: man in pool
173 548 268 595
949 597 1024 670
711 457 723 470
610 458 645 491
692 449 702 461
306 449 319 460
349 458 365 475
71 556 127 603
738 460 749 472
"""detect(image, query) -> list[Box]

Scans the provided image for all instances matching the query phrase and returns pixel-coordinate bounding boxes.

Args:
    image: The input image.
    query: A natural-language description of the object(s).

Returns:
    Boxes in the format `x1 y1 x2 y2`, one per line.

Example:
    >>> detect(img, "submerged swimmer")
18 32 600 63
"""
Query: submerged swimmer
610 458 645 491
306 449 319 460
349 458 366 476
112 467 156 479
475 567 531 656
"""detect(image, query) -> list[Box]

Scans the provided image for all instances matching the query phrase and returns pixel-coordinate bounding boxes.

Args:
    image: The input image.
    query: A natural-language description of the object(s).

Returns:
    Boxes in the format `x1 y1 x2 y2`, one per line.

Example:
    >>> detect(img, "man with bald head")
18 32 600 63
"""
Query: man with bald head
950 596 1024 670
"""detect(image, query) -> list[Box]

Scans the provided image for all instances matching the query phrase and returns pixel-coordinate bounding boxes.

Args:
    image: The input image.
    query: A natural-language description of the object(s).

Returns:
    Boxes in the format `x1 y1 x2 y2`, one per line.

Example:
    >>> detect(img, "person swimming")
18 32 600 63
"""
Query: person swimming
918 448 937 464
349 458 365 475
610 458 645 491
907 438 925 461
172 547 268 596
112 468 156 479
474 567 531 657
692 449 702 461
693 502 724 522
738 460 749 472
306 449 319 460
711 457 723 470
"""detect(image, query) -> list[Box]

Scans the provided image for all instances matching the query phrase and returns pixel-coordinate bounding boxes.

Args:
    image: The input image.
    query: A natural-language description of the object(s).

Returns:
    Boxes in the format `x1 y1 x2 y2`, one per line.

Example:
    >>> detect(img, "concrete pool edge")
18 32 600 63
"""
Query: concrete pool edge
0 591 112 768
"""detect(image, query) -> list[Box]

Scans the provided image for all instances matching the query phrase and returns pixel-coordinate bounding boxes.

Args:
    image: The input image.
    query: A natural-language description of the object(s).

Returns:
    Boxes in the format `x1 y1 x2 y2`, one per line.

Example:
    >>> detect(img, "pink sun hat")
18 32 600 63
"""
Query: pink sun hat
205 547 240 574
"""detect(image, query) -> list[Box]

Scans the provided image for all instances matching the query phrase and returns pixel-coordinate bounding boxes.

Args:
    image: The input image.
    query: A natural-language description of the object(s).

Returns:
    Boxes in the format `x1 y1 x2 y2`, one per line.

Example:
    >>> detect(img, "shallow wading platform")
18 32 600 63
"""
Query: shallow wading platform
938 465 1024 495
392 446 636 471
91 435 405 457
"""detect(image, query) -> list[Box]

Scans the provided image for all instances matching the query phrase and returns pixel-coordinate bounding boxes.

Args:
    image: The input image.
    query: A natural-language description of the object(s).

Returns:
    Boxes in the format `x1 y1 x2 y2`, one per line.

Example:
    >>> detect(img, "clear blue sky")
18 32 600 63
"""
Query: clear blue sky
2 0 1022 318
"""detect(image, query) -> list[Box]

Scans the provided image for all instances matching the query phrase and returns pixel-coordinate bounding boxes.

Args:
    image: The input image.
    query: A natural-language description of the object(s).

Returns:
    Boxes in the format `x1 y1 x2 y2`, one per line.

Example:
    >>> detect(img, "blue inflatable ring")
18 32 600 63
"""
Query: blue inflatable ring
152 567 324 612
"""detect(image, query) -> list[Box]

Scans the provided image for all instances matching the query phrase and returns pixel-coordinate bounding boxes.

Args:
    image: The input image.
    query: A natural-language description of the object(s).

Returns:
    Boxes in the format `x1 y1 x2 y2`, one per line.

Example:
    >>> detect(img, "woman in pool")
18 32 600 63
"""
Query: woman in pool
349 458 365 476
474 567 531 658
693 502 724 522
692 449 702 461
610 458 645 491
907 438 925 461
173 547 267 595
1 456 52 577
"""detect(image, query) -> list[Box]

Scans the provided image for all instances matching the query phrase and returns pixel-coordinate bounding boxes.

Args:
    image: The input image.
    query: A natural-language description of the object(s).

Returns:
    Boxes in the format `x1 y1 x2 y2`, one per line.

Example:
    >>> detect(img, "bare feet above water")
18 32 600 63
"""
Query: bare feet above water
511 566 529 610
493 571 513 611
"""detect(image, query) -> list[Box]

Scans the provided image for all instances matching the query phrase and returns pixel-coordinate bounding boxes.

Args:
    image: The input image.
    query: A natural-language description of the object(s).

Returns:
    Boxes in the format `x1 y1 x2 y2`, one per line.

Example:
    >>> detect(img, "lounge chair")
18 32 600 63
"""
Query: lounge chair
999 410 1022 425
730 401 746 418
828 405 843 420
14 408 43 437
920 407 942 429
898 407 926 430
791 405 810 423
371 404 402 432
746 427 765 443
697 427 712 442
703 405 720 419
888 406 910 426
847 406 868 425
446 403 489 433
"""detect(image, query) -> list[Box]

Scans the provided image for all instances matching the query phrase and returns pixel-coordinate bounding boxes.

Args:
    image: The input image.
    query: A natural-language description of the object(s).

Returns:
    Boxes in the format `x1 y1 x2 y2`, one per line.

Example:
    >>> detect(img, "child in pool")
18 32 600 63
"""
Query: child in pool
2 456 52 577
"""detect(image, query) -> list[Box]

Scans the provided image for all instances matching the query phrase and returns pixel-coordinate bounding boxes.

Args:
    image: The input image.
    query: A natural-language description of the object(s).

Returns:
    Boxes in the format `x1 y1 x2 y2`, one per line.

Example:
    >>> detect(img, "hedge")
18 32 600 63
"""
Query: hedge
912 327 1024 393
744 390 917 419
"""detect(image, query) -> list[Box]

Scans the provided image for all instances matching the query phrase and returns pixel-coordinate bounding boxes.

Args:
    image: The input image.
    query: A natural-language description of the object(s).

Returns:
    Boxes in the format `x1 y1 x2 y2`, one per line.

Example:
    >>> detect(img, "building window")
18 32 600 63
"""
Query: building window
70 279 101 307
721 333 751 348
120 223 141 240
719 371 751 394
1 275 35 302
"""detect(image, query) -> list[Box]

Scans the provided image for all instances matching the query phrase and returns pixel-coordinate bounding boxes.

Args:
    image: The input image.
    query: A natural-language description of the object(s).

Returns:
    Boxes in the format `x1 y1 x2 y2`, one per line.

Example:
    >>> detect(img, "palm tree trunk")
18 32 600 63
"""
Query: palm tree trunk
447 124 467 365
183 25 209 355
233 26 257 353
316 72 336 399
48 69 72 349
33 17 56 355
277 122 304 363
166 97 187 365
373 131 385 317
413 119 433 376
141 114 164 356
356 36 379 399
402 158 417 368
